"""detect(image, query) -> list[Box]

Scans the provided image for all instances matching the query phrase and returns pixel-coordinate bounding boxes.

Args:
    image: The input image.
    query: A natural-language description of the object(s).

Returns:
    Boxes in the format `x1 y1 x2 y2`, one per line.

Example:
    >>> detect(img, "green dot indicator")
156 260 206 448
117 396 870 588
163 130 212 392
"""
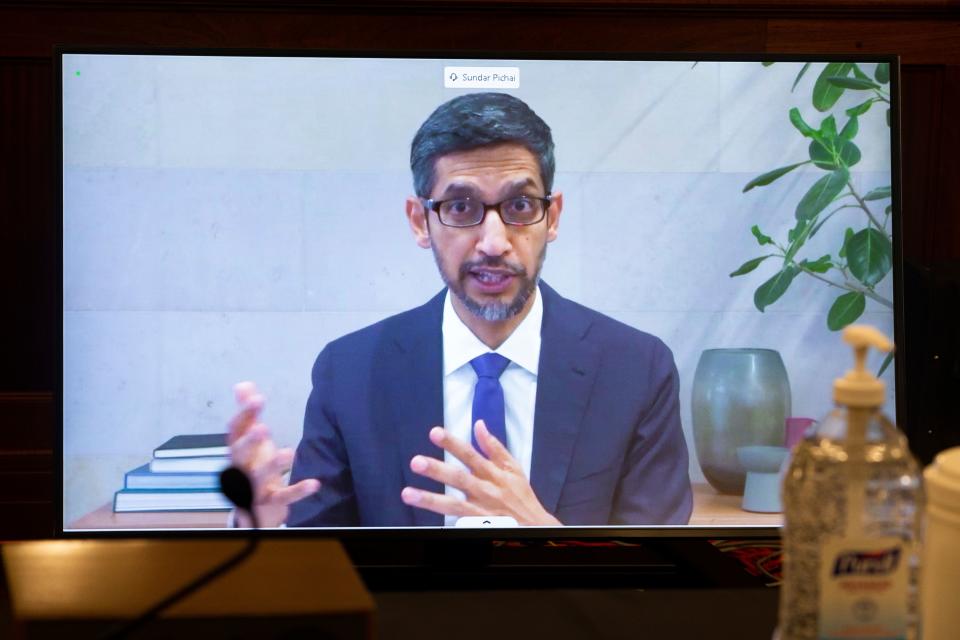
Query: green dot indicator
75 71 81 76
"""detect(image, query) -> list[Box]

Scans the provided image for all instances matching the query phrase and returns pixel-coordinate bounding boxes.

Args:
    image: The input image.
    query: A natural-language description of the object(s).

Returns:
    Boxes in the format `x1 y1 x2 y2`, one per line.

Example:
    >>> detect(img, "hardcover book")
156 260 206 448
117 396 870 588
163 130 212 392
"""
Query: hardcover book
113 488 232 512
149 456 231 474
153 433 229 458
124 463 222 490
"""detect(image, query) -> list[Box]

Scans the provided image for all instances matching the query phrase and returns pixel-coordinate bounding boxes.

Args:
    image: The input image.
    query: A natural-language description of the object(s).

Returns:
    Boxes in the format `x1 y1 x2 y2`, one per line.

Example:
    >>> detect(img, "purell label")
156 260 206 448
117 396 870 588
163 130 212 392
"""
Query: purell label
831 548 901 577
818 537 909 640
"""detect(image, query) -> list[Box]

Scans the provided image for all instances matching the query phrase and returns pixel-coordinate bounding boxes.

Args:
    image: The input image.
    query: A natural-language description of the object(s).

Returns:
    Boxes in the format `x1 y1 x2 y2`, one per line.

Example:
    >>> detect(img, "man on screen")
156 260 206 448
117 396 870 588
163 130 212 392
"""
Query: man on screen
228 92 693 527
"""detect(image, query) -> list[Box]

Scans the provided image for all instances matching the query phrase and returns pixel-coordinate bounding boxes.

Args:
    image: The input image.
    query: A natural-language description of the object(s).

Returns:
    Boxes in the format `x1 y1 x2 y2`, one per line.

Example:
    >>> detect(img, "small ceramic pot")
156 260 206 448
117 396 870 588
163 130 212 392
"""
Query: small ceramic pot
737 445 789 512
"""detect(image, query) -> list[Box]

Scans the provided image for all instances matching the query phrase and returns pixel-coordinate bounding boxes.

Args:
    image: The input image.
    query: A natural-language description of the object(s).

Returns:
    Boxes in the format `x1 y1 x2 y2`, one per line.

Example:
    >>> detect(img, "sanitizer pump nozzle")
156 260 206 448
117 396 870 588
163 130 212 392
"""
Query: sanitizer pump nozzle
833 325 893 409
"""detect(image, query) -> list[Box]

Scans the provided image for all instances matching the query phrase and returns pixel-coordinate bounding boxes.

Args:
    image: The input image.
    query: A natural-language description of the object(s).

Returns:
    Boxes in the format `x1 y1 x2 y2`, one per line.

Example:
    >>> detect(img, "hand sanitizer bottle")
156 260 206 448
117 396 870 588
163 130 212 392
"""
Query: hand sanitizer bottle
778 325 922 640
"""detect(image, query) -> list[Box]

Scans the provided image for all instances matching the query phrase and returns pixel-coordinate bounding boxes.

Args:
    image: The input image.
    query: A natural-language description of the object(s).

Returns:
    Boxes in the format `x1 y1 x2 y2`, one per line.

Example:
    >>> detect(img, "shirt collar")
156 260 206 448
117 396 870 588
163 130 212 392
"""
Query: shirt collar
442 284 543 377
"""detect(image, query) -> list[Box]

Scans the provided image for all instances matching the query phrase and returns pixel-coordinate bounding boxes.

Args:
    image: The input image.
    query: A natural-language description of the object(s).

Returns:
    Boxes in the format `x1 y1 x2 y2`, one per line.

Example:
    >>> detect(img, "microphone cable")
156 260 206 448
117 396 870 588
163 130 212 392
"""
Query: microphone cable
99 466 260 639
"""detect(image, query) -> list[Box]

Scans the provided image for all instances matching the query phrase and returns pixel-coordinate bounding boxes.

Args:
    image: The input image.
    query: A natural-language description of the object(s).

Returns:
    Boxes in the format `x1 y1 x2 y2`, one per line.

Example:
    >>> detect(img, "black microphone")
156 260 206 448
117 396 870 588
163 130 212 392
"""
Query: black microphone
99 466 261 639
220 466 260 529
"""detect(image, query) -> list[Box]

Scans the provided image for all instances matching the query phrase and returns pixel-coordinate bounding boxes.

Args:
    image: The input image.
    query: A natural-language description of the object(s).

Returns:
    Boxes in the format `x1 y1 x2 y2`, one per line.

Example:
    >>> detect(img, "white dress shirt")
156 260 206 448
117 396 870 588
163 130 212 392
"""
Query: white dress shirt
441 285 543 526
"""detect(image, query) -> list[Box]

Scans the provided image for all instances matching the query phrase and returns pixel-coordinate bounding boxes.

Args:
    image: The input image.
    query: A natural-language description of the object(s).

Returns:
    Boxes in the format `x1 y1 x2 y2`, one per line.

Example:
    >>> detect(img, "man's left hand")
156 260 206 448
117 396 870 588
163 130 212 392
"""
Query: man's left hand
400 421 561 526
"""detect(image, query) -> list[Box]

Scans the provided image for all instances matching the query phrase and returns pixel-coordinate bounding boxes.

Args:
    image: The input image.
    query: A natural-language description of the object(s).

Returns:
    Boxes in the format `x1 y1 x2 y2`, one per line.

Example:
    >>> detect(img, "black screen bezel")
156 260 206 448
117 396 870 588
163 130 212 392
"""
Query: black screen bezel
55 47 904 542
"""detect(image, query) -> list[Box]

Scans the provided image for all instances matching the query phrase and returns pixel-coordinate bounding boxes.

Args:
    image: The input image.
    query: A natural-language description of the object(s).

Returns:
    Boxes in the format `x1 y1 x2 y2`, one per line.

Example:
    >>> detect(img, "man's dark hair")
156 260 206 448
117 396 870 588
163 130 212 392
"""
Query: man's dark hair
410 93 555 198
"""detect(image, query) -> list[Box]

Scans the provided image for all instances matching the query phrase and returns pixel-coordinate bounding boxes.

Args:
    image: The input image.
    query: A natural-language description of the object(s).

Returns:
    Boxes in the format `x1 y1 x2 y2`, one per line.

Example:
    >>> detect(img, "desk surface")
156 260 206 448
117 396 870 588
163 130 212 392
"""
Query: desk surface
68 482 783 530
2 539 779 640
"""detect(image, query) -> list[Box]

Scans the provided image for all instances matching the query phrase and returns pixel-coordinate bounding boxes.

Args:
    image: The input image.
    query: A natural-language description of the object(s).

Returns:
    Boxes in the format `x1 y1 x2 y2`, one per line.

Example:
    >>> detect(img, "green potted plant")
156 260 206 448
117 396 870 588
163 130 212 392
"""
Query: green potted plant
731 61 893 370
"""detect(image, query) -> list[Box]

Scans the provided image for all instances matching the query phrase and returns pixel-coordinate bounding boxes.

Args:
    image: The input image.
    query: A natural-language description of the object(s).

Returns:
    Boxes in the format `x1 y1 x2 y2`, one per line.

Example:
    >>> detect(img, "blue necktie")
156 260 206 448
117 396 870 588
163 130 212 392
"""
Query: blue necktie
470 353 511 455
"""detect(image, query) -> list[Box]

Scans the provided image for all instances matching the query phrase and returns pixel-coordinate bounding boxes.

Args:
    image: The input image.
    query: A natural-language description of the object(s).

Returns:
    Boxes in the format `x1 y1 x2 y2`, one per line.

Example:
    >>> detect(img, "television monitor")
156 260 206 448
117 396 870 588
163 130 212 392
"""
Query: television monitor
58 50 901 536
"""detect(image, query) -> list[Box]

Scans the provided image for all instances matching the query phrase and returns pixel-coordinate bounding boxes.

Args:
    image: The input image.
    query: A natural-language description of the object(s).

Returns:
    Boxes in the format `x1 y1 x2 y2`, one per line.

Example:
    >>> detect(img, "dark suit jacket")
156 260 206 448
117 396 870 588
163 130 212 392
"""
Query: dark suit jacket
287 282 692 527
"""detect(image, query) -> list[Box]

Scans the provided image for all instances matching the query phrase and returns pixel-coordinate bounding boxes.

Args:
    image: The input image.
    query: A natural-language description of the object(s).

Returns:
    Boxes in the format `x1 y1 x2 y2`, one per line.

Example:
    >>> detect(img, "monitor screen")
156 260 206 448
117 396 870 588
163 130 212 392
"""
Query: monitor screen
60 52 899 532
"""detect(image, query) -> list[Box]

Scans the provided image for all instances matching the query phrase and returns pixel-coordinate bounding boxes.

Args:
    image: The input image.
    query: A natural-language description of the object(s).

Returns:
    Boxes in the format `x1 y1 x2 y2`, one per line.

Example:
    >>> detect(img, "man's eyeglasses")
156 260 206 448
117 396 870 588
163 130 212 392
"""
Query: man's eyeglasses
422 195 552 228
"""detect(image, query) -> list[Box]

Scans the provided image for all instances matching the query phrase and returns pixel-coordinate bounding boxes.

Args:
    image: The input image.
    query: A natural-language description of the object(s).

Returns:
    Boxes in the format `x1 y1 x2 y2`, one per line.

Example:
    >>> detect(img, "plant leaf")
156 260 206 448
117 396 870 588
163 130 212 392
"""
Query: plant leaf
785 220 811 262
730 255 774 277
810 138 861 170
840 115 859 140
751 224 774 246
846 100 875 117
800 254 833 273
847 227 893 286
864 186 892 201
742 161 809 192
820 115 838 140
809 139 837 170
789 108 818 138
877 351 894 377
787 219 805 244
813 62 855 111
828 291 866 331
838 139 862 167
827 76 882 91
754 265 799 312
839 227 854 258
875 62 890 84
796 169 849 220
791 62 812 92
762 61 775 67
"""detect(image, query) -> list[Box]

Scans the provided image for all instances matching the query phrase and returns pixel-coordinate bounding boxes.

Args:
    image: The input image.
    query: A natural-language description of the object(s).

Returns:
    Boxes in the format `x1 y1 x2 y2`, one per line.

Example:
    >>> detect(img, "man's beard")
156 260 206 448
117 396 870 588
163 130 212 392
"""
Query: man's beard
433 246 546 322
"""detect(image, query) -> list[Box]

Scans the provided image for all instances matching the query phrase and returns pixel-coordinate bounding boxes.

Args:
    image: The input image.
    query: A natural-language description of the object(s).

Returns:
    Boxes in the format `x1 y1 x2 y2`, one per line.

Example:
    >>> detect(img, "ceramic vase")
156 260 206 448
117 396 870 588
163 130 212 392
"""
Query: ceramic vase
692 348 791 494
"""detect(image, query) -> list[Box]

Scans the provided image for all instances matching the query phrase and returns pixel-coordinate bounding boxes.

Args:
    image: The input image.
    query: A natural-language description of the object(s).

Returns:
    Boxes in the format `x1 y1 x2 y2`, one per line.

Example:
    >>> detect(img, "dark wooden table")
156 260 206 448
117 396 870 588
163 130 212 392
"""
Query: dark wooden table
374 588 779 640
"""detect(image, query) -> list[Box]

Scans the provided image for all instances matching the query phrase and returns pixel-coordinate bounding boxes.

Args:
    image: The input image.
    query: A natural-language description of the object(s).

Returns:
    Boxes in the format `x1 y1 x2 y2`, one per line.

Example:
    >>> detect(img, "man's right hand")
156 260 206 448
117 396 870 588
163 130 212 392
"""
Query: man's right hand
227 381 320 528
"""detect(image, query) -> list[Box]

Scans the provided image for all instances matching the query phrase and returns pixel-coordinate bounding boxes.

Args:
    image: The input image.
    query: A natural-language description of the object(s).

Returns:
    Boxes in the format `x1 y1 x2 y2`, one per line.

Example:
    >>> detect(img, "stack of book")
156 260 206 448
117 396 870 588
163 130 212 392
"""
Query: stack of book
113 433 233 512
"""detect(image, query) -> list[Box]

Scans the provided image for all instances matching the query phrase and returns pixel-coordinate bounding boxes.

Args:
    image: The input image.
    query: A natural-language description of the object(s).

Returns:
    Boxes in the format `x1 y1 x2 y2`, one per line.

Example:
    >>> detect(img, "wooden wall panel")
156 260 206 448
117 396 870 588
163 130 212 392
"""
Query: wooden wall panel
931 65 960 263
0 7 770 56
900 66 946 265
768 18 960 64
0 0 957 539
0 58 55 393
0 393 55 540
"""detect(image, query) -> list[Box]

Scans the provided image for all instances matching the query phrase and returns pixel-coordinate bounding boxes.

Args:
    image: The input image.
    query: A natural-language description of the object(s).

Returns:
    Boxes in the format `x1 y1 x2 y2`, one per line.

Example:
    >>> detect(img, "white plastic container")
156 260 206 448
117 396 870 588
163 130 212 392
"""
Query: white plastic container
920 446 960 640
